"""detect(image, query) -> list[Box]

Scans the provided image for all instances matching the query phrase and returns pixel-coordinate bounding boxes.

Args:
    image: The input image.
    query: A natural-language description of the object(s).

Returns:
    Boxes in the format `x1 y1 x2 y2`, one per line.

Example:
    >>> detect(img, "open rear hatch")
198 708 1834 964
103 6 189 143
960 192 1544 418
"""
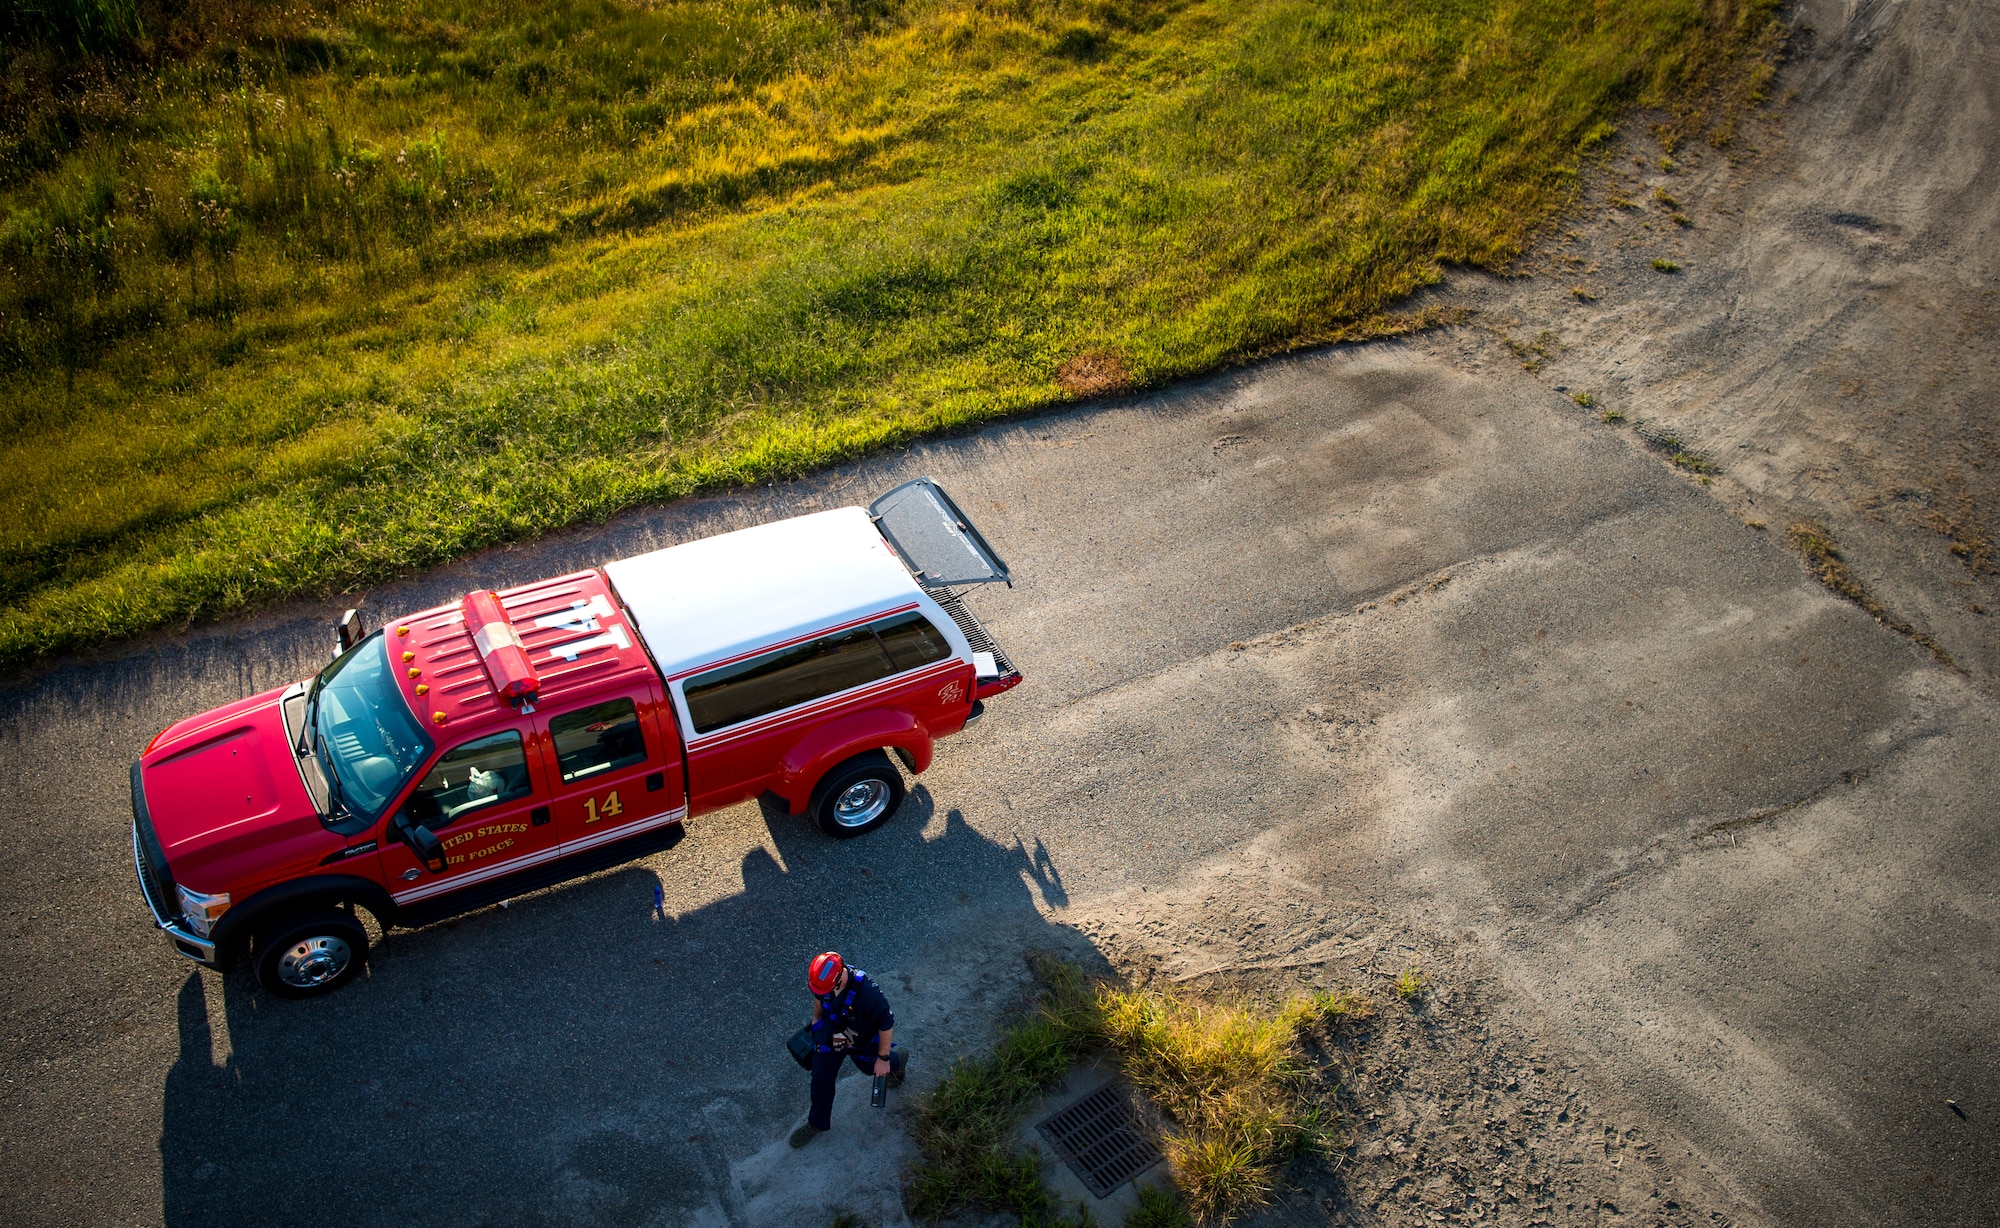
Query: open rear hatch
870 478 1011 587
870 478 1020 695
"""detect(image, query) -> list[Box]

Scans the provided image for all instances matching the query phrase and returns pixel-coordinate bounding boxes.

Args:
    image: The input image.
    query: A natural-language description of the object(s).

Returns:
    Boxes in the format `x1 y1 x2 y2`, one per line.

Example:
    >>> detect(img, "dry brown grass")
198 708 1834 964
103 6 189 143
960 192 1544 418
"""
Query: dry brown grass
1096 982 1370 1224
1056 351 1133 398
1926 473 1994 575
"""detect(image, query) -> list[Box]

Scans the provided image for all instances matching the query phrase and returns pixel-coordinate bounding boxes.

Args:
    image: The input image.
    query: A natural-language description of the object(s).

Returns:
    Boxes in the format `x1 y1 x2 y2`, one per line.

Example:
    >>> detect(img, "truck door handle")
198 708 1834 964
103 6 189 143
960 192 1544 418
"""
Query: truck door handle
531 806 551 826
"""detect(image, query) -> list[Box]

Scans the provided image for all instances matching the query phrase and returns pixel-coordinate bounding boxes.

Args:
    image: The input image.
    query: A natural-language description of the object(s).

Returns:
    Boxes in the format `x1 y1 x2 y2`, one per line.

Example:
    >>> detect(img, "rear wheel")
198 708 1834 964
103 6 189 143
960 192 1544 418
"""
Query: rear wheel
252 909 369 999
809 751 906 839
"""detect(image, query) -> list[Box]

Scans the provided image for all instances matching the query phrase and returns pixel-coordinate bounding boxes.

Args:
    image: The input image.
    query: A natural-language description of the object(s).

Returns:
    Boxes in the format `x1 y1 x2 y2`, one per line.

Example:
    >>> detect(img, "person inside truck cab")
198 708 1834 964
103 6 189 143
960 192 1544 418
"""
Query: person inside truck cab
404 734 533 826
464 766 505 805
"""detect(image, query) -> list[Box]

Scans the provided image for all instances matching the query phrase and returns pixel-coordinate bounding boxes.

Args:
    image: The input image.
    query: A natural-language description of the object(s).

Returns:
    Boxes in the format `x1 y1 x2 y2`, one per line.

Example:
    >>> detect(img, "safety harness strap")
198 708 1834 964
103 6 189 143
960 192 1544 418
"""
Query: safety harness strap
813 971 871 1052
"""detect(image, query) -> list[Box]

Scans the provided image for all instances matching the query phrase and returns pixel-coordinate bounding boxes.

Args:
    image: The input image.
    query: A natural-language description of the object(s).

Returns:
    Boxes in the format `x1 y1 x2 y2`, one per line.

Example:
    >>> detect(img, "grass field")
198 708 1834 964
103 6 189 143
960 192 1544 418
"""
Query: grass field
0 0 1776 666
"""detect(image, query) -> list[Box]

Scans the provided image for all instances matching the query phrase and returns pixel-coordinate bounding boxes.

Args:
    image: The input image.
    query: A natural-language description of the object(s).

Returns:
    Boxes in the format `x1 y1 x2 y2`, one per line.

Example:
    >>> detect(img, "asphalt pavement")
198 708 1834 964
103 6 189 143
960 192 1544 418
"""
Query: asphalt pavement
3 330 1994 1227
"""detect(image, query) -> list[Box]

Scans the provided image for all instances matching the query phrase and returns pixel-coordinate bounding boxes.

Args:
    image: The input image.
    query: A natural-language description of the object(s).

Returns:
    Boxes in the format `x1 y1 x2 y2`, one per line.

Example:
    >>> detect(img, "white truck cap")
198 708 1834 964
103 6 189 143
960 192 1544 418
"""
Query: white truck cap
604 507 928 681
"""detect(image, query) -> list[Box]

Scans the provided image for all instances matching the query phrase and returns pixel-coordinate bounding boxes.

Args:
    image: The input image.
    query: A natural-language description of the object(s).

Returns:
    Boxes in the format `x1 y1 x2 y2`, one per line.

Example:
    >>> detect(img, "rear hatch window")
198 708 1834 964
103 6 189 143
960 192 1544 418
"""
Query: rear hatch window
869 478 1011 587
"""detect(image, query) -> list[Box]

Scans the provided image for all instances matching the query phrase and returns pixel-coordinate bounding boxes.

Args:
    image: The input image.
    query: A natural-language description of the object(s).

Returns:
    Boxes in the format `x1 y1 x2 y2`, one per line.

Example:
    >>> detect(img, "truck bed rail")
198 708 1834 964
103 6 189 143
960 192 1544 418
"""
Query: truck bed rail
924 584 1017 678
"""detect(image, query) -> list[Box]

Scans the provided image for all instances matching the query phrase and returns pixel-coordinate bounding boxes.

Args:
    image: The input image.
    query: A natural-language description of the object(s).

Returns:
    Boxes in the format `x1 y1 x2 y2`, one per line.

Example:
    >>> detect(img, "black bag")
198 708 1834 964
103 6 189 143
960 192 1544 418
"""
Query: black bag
787 1025 814 1071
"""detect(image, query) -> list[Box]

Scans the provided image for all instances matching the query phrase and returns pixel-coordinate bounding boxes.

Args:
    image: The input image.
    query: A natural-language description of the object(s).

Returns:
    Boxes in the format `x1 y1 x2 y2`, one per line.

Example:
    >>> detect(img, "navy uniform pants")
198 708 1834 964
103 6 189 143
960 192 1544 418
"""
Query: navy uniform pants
807 1038 904 1130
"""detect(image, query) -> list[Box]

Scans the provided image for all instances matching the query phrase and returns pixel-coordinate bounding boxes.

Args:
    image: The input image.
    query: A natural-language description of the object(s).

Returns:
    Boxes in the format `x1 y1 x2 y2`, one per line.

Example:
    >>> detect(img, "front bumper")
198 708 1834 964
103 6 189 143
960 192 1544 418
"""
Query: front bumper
132 822 218 966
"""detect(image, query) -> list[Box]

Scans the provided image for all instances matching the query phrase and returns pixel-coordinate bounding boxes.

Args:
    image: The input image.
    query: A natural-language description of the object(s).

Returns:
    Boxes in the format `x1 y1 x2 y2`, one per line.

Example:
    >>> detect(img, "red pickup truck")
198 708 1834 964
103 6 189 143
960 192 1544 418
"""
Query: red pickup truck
131 480 1019 998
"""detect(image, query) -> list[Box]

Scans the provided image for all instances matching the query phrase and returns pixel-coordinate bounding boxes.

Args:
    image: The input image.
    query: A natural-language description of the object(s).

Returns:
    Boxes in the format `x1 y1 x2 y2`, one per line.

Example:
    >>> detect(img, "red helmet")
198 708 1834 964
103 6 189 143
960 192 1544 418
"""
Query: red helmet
808 951 845 995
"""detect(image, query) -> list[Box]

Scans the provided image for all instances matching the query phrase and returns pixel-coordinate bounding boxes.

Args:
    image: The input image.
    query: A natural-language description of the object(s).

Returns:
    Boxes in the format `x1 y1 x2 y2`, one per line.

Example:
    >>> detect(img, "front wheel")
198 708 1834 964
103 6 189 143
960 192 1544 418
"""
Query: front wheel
252 909 369 999
809 751 906 839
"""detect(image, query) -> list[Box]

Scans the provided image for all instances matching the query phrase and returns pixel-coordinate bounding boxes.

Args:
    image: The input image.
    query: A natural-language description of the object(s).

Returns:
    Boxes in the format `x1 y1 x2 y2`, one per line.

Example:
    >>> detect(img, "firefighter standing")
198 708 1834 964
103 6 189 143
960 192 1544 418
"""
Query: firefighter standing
790 951 906 1148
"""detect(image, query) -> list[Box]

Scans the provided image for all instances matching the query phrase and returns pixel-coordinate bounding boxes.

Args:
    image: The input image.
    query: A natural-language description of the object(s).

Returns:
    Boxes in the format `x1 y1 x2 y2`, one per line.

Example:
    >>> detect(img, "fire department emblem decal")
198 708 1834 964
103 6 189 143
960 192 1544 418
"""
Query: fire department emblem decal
938 679 965 704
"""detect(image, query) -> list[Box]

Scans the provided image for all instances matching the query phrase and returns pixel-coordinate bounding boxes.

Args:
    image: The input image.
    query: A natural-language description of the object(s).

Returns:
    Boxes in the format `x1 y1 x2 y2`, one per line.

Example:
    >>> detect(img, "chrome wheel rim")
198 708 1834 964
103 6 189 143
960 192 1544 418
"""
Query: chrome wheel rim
277 935 352 989
833 779 890 828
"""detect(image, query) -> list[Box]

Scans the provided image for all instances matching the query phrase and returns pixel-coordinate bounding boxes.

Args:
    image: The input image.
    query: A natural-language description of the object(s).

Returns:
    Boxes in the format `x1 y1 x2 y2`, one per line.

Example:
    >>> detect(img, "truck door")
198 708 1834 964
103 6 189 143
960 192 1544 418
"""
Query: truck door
538 688 684 852
380 729 560 907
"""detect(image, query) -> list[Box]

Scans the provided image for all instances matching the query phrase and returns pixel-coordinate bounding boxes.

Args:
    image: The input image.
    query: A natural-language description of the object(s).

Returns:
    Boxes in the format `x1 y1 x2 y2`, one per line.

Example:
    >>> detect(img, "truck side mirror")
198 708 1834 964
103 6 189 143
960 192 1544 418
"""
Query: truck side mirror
334 608 366 656
394 814 448 874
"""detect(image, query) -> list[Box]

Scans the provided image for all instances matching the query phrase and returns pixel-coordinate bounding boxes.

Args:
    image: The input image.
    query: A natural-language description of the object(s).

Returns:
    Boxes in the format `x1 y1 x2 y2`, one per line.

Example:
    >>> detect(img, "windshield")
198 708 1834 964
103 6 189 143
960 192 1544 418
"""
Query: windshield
310 631 434 821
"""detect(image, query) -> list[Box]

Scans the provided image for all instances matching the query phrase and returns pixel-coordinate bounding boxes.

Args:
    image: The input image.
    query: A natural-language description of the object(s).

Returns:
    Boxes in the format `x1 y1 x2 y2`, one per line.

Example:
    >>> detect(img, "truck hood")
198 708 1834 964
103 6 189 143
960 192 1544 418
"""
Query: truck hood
140 686 339 890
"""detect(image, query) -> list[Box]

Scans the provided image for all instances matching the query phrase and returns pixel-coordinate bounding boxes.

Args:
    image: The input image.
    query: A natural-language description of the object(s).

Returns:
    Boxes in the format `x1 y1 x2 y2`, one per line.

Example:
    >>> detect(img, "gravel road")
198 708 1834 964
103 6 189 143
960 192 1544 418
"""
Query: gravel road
2 1 1994 1225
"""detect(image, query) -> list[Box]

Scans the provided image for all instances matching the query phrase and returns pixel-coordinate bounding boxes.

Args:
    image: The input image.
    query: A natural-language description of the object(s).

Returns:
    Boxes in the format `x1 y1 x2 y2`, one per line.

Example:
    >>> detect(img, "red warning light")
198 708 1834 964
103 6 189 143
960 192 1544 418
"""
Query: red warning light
461 589 539 701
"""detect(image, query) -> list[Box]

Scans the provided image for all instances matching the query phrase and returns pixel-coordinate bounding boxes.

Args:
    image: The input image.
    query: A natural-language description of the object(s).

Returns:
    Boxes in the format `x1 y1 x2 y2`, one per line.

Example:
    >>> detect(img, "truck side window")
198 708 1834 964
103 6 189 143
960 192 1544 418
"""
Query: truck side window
873 611 950 671
405 732 533 828
684 611 955 735
687 624 893 734
548 698 648 784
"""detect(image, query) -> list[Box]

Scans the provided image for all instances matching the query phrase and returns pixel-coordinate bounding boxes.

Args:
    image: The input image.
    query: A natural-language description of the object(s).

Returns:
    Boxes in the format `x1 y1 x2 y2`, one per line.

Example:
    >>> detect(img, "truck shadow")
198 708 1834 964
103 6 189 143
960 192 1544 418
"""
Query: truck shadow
158 787 1108 1227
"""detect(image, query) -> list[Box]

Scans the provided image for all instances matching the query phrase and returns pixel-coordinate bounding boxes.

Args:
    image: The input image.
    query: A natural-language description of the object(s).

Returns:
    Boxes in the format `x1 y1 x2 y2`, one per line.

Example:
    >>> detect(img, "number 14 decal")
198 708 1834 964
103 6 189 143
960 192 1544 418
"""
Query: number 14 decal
582 790 624 824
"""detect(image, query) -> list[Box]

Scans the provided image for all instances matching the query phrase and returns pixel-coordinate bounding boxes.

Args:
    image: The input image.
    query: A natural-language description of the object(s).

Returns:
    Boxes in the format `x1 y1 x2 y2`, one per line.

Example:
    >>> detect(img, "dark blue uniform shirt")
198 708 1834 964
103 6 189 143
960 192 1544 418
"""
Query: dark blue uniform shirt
812 969 894 1050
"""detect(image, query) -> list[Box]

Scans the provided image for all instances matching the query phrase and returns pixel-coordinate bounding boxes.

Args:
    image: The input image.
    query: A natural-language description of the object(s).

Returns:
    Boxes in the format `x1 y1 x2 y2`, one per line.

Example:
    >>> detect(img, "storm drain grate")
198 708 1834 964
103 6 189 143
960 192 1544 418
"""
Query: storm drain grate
1035 1082 1162 1199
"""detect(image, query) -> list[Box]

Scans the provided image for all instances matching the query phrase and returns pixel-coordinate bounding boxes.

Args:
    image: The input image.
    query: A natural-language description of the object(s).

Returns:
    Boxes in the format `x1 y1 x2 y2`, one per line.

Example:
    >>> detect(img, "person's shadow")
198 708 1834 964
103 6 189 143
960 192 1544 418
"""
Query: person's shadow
159 974 221 1225
159 788 1108 1226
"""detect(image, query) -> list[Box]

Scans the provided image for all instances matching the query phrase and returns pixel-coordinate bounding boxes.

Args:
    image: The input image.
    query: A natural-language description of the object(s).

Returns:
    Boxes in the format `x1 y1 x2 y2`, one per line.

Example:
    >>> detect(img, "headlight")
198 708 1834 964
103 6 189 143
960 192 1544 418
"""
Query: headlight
175 885 231 937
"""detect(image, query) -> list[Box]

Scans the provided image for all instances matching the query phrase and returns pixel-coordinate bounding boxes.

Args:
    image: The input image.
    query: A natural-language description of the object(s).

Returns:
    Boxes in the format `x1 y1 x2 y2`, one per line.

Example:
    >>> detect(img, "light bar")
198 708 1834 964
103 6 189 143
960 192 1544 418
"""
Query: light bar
461 589 539 700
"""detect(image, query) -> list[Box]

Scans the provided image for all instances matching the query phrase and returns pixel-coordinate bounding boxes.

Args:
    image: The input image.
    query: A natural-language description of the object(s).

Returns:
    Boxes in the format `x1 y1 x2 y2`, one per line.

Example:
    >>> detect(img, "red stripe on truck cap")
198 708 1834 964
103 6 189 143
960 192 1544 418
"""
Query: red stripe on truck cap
461 589 540 700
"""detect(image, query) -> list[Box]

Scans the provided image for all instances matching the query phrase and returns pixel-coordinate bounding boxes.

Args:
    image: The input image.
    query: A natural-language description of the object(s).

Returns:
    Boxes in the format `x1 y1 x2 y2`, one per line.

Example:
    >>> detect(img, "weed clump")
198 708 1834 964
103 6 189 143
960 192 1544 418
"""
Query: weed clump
1098 985 1363 1222
1925 474 1994 574
1789 522 1857 597
1395 966 1425 1001
1651 257 1681 272
907 954 1368 1226
1503 328 1560 372
1126 1184 1195 1227
1643 428 1712 473
1570 391 1598 408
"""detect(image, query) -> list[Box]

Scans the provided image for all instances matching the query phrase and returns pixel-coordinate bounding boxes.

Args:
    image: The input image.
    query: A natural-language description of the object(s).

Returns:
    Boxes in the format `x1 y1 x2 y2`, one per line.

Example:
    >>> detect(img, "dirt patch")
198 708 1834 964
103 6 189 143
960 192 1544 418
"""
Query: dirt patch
1923 471 1995 576
1309 976 1727 1228
1057 352 1134 399
1077 904 1747 1228
1423 0 2000 682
